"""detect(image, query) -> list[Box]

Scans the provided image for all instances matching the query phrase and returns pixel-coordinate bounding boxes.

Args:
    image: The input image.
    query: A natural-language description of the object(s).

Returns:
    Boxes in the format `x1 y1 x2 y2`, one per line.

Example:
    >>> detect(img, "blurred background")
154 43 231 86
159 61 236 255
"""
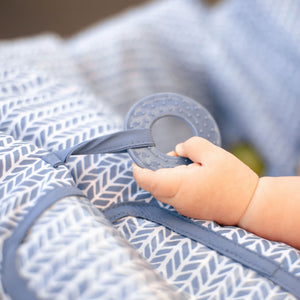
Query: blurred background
0 0 149 39
0 0 219 39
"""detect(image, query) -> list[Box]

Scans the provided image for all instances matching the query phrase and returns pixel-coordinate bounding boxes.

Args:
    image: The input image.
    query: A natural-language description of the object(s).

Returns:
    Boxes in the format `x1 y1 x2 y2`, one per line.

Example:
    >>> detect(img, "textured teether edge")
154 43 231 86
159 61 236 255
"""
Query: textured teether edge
124 92 221 170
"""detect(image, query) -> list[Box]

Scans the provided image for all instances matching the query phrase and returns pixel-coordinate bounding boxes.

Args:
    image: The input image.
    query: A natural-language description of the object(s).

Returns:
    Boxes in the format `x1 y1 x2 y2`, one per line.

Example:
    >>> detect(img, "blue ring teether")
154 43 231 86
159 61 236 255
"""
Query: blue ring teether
42 93 221 170
124 93 221 170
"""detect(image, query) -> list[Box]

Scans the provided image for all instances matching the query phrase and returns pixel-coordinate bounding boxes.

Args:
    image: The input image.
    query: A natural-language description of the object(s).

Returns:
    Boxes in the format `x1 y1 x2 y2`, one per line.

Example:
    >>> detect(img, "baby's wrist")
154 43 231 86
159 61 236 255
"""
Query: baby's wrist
237 177 266 231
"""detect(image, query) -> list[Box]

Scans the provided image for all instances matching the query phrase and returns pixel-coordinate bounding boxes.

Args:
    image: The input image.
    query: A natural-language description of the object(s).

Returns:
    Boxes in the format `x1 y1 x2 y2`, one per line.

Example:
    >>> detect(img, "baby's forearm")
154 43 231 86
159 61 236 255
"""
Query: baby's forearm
238 176 300 249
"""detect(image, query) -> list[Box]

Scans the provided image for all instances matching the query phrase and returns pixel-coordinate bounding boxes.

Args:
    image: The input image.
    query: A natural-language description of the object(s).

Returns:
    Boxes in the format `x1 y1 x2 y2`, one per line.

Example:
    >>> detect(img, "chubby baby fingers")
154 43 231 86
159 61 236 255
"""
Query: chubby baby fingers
175 136 219 164
132 163 183 202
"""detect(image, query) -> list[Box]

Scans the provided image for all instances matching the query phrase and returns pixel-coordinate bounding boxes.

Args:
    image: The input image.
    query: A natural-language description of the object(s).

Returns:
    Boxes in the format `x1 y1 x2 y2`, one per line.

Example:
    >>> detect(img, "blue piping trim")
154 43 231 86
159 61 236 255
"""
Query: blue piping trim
42 128 155 167
2 186 85 300
103 202 300 298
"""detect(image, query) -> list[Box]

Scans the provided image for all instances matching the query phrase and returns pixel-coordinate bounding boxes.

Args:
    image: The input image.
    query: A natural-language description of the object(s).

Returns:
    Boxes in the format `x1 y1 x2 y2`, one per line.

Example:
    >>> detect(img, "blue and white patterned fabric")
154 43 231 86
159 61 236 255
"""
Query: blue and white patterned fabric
0 0 300 299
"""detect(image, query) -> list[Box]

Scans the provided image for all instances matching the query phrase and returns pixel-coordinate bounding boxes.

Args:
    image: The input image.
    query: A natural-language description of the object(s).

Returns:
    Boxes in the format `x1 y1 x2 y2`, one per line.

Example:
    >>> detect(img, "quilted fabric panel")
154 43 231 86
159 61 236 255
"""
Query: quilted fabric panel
0 136 180 299
17 196 181 300
0 40 181 299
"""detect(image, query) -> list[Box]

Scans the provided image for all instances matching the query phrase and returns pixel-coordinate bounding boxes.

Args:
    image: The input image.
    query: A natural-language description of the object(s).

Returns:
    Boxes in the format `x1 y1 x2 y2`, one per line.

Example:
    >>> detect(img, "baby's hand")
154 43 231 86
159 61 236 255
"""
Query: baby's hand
132 137 259 225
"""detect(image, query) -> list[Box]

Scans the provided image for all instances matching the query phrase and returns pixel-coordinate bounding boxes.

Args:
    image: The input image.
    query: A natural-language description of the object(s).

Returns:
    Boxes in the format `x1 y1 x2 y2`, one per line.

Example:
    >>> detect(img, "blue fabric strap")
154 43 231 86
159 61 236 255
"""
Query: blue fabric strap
42 128 155 167
103 202 300 299
2 186 85 300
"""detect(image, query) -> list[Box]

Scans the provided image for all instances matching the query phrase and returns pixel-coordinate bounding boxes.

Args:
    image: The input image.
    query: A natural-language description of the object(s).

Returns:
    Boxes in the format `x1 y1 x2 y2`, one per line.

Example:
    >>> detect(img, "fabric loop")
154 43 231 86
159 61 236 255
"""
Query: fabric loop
42 128 155 167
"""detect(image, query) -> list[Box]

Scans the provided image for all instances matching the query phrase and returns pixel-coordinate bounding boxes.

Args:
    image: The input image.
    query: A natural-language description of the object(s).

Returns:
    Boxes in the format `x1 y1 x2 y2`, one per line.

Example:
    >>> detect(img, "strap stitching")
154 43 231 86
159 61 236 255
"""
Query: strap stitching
103 202 300 296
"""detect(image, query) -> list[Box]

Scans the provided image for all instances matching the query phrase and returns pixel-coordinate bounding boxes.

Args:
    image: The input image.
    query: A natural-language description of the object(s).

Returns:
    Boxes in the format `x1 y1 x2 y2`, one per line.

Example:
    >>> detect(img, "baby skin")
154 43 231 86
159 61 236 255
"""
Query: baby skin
132 137 300 249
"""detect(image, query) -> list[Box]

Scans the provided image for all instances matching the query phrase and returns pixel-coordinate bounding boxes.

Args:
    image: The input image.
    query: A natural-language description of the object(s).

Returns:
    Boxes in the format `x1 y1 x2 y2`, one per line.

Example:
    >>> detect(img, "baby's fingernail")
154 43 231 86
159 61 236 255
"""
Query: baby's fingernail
132 163 145 172
175 143 183 156
166 150 176 157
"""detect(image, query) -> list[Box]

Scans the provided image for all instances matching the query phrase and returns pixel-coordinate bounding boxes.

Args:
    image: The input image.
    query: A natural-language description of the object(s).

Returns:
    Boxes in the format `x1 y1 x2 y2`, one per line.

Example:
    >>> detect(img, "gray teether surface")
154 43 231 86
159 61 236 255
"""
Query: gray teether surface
124 93 221 170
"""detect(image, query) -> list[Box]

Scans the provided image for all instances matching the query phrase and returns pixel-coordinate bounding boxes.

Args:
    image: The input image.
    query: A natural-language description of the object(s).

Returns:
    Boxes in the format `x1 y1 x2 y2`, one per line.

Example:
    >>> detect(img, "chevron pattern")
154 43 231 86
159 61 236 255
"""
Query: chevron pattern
0 64 179 299
0 137 179 299
1 5 300 299
111 216 296 299
73 152 298 299
196 220 300 277
17 197 179 300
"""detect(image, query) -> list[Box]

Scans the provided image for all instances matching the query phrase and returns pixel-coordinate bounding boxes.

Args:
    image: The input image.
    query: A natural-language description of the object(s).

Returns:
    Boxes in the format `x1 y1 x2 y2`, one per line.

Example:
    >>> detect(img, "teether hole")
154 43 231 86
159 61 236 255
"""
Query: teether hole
151 116 193 153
